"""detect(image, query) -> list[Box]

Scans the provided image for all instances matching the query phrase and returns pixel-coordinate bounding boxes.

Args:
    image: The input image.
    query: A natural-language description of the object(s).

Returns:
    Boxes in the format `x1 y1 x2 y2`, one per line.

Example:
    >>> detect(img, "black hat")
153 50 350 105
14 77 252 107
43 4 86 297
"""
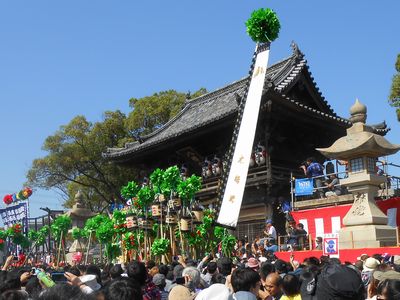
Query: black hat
315 264 364 300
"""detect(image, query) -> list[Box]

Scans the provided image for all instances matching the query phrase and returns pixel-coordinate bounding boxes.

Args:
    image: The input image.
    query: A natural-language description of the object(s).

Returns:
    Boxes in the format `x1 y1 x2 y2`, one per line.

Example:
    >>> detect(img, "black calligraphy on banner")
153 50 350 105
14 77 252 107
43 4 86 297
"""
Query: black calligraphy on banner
0 202 28 233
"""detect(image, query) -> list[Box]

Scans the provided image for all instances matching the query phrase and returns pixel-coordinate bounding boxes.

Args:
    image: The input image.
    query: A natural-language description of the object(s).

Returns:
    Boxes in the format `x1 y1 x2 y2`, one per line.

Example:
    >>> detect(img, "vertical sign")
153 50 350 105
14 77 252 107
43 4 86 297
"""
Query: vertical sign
0 202 29 233
217 45 270 228
323 233 339 258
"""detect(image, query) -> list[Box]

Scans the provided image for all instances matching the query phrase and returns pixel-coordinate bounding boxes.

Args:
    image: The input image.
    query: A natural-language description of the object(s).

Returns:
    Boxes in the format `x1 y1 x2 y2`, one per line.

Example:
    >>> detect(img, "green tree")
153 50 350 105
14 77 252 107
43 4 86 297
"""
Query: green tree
389 53 400 121
27 110 138 211
126 88 207 136
28 88 207 210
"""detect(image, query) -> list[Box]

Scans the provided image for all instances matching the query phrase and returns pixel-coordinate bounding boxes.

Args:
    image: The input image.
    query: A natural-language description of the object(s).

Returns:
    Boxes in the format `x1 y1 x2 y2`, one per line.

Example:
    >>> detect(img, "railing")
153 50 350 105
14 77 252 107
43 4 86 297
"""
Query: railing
290 159 400 208
290 170 348 209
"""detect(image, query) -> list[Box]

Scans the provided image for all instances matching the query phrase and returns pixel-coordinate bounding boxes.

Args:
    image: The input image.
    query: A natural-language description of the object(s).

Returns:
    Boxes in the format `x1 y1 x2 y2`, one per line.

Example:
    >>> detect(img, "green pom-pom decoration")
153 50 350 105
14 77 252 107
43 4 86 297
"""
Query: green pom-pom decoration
84 214 108 234
150 168 164 193
105 243 121 261
246 8 280 43
123 232 137 251
137 186 155 209
121 181 140 200
72 227 87 240
39 225 50 236
28 229 47 246
151 238 170 256
161 166 182 195
96 219 115 244
177 174 202 206
51 215 72 241
221 233 237 257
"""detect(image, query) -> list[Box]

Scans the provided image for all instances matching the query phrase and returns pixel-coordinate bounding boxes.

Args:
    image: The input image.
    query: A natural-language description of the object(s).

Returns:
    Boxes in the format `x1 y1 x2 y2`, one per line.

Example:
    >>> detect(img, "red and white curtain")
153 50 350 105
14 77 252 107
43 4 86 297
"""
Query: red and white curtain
291 197 400 239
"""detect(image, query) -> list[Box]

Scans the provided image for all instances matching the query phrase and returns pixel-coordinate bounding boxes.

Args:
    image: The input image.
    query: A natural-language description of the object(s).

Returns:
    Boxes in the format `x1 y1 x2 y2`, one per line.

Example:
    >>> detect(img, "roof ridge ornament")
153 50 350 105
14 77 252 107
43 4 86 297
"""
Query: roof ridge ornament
290 41 304 59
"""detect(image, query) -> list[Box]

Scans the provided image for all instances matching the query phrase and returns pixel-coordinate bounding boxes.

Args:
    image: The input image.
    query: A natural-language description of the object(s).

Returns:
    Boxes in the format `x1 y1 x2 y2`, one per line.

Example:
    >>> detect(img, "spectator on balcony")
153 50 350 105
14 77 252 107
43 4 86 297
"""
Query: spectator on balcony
315 237 323 250
324 174 342 197
301 157 325 198
286 222 308 250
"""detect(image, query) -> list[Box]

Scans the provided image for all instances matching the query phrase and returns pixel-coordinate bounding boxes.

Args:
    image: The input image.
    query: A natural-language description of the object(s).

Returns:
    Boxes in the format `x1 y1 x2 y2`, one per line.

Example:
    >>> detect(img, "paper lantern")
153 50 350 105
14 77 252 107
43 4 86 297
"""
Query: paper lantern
3 195 12 205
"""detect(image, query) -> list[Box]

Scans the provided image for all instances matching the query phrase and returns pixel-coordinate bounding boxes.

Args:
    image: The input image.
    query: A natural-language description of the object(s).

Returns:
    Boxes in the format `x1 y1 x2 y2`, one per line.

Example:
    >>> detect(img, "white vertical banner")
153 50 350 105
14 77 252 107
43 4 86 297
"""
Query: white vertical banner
314 218 325 238
217 46 270 227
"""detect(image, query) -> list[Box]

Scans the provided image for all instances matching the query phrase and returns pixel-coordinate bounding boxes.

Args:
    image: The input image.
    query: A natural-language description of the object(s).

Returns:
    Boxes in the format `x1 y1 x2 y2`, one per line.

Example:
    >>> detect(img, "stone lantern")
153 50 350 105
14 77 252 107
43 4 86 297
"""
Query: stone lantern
65 191 96 256
317 99 400 248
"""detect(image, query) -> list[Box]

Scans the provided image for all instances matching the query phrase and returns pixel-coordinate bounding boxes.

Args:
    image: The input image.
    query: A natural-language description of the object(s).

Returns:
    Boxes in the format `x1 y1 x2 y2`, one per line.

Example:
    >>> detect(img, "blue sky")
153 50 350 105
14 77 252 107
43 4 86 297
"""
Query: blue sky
0 1 399 219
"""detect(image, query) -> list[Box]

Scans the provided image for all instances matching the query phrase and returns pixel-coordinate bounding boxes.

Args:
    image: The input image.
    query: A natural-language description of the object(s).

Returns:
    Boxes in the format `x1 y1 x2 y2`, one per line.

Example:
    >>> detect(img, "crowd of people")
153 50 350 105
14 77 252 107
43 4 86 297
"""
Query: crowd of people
1 248 400 300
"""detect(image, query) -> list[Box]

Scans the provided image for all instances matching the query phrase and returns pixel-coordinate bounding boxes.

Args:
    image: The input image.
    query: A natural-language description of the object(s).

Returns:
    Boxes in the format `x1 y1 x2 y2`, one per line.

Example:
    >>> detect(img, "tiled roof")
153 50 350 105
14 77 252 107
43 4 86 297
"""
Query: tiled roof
103 45 387 160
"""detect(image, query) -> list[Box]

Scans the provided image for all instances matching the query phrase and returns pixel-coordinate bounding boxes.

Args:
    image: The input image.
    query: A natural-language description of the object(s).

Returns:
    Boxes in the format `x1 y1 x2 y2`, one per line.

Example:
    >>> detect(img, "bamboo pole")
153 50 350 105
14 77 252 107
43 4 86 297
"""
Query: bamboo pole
160 197 164 239
62 238 67 264
77 239 84 264
56 231 63 267
169 226 175 256
177 216 185 256
144 230 148 261
85 231 93 265
22 241 37 266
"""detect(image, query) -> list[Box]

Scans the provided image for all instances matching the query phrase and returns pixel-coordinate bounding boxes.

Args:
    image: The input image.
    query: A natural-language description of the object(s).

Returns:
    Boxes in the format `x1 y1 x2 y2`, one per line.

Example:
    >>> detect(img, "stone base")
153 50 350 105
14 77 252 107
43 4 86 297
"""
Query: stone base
339 225 397 249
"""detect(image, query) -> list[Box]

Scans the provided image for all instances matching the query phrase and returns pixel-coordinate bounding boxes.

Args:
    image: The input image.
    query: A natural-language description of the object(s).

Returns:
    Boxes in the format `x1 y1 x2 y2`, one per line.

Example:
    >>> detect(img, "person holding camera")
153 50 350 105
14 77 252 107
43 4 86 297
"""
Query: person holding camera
196 254 217 287
300 157 325 199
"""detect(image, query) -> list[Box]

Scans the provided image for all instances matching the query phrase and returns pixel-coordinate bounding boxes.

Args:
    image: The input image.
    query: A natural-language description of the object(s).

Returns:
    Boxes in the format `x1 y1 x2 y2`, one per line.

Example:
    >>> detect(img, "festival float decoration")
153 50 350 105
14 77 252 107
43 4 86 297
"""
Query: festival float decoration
7 223 29 248
25 226 50 265
217 8 280 228
0 224 30 260
28 226 49 247
245 8 280 43
150 238 170 257
83 214 108 264
96 217 116 263
3 187 33 205
51 215 71 266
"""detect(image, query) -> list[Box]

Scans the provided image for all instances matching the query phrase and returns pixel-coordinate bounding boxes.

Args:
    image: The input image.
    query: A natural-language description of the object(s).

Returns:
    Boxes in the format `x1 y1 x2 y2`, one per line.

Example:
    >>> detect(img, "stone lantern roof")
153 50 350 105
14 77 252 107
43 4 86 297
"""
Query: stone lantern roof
317 99 400 159
65 191 96 218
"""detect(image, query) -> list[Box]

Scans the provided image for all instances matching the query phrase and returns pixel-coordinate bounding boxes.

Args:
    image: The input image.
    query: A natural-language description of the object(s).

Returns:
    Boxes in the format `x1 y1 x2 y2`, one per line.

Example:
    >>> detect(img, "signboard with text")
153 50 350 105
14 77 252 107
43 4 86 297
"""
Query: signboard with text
323 233 339 258
0 202 28 233
295 178 314 196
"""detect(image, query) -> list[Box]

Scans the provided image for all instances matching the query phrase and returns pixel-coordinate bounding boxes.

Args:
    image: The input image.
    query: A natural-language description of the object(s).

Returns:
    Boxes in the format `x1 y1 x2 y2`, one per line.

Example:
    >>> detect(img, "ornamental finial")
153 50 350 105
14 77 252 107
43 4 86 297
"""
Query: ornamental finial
349 98 367 124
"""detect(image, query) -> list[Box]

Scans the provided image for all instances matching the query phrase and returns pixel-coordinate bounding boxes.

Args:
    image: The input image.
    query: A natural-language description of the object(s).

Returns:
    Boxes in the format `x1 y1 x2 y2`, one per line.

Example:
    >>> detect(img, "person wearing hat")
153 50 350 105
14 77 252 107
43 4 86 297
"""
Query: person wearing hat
357 253 369 262
247 257 260 272
362 257 381 290
315 263 364 300
196 283 230 300
169 284 196 300
263 219 277 241
153 273 168 300
260 219 277 253
365 269 400 299
64 272 101 294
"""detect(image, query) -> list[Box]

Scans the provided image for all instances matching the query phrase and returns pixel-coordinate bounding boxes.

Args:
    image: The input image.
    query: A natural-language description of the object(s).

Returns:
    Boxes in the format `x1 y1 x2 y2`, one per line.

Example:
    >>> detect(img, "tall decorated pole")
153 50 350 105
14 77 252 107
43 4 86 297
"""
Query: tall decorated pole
217 8 280 228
